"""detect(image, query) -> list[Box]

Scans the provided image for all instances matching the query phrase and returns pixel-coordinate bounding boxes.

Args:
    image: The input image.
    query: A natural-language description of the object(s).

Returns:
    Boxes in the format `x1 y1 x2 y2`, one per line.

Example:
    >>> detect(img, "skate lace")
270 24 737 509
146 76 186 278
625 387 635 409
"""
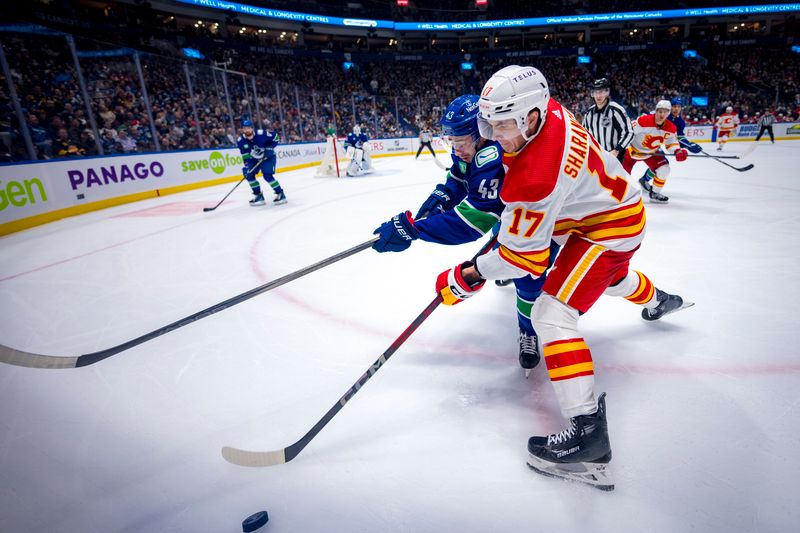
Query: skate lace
519 333 536 353
547 419 578 446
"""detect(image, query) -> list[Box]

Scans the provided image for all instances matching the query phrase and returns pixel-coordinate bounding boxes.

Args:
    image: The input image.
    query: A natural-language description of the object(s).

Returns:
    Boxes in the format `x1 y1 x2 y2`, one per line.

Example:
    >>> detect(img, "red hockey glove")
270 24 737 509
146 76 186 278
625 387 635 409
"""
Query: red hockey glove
674 148 688 162
436 261 486 305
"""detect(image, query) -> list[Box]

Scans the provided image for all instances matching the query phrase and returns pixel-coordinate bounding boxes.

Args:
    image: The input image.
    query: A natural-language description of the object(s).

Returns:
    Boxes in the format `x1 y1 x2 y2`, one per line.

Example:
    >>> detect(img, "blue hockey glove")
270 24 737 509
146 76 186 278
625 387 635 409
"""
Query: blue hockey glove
415 184 454 219
679 136 702 154
372 211 420 253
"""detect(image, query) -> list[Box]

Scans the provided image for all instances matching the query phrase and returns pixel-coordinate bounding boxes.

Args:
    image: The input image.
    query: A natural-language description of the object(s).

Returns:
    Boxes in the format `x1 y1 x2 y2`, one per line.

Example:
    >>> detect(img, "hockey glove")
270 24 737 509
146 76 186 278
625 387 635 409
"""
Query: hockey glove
436 261 486 305
674 148 688 162
372 211 419 253
415 184 453 219
679 136 702 154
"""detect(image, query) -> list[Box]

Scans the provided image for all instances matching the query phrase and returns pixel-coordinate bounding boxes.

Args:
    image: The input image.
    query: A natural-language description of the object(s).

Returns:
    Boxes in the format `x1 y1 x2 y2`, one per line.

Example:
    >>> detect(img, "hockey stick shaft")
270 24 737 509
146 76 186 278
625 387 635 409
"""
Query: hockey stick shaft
203 158 265 212
0 236 380 369
698 149 754 171
202 177 245 212
663 149 753 170
665 153 739 159
222 235 498 467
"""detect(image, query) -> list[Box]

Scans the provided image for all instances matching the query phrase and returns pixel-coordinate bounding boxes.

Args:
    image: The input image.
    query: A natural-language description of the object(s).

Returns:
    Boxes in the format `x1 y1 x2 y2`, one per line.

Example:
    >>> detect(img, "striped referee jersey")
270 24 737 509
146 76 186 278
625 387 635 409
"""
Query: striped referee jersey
582 100 634 154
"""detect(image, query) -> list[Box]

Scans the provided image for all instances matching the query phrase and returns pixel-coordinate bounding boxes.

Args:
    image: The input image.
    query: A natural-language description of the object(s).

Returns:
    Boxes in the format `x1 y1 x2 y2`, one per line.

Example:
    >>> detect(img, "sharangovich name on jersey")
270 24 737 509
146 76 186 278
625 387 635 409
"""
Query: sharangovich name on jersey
181 151 243 175
0 177 48 212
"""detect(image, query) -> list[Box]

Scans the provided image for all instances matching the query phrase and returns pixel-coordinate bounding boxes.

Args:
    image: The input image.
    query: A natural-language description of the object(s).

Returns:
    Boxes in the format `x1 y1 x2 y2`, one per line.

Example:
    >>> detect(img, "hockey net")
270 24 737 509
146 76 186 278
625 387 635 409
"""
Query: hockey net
315 136 350 177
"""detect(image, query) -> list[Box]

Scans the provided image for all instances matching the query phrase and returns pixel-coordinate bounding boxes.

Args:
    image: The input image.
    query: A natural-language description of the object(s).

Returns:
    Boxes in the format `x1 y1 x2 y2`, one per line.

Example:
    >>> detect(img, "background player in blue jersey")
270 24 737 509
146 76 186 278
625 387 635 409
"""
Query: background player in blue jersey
639 97 702 192
237 119 287 206
344 125 373 176
371 94 556 375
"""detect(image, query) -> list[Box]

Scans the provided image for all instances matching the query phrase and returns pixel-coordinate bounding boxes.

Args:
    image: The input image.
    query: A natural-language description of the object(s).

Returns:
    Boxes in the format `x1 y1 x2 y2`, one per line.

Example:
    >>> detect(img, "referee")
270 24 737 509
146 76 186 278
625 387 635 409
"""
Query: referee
582 78 634 162
756 109 776 143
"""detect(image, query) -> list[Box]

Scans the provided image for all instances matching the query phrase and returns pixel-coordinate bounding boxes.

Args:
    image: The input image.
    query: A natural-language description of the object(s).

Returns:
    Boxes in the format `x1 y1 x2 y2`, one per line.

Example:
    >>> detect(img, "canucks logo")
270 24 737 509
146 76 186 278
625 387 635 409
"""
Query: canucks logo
475 145 499 168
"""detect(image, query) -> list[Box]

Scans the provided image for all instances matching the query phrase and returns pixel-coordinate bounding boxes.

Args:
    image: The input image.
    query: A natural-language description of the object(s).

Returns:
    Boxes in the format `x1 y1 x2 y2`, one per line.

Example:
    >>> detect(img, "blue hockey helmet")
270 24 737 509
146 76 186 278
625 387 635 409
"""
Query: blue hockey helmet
241 119 254 128
670 97 683 106
441 94 480 138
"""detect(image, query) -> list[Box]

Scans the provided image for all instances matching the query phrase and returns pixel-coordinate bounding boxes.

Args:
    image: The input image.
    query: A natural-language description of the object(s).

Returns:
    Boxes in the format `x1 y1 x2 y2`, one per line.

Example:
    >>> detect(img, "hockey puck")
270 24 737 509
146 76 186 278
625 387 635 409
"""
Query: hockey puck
242 510 269 532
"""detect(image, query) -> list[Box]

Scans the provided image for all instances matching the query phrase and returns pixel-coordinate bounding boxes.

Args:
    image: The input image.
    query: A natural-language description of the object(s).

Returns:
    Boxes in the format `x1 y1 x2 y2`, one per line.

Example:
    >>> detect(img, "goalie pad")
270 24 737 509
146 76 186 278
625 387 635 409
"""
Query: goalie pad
346 148 366 176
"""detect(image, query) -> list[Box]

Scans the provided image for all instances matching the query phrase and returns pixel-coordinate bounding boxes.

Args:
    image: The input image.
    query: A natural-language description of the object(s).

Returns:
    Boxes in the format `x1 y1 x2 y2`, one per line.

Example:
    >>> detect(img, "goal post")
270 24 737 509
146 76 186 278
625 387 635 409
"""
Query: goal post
315 136 350 177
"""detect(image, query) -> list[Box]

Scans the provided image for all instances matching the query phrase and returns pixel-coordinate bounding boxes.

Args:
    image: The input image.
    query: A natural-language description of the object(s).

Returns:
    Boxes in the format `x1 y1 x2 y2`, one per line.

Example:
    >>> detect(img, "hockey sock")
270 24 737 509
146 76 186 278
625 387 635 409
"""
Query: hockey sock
266 177 283 194
642 169 655 182
604 270 657 308
246 177 262 196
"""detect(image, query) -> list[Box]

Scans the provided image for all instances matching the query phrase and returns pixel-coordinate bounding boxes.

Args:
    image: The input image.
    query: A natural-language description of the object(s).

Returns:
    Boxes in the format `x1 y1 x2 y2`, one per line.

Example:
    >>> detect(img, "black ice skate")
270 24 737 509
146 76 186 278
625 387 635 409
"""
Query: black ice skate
249 193 265 206
518 331 540 378
495 279 513 287
638 176 653 193
641 288 693 321
648 190 669 204
527 393 614 491
273 191 287 205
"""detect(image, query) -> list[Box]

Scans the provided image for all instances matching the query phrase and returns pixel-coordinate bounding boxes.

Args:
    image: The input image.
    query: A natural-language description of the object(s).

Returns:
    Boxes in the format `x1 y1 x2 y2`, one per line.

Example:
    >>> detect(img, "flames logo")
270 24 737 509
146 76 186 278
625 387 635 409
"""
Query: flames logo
641 134 664 150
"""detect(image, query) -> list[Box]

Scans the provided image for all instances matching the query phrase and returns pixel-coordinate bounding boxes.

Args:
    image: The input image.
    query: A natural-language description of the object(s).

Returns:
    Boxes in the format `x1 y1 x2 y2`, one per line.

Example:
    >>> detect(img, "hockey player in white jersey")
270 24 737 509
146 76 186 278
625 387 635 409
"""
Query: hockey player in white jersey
344 125 373 176
434 65 690 491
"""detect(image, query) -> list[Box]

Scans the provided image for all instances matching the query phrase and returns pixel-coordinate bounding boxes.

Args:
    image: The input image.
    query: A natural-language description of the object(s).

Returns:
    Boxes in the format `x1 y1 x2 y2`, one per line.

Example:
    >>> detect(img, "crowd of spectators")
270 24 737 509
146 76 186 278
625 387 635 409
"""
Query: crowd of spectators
1 28 798 162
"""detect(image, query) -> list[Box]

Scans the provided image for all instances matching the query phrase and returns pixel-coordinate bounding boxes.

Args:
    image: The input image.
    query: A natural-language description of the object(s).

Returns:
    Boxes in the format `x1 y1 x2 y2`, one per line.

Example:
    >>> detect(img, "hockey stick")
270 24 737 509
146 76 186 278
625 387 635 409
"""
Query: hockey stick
222 235 497 467
202 159 265 212
698 149 754 172
665 153 740 159
202 177 245 212
0 236 380 369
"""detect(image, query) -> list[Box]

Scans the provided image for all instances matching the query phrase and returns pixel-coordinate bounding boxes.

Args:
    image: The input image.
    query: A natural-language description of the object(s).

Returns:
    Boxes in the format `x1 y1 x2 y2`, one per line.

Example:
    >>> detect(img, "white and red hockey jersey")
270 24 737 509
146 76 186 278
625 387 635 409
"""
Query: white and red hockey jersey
626 114 679 160
716 112 740 132
476 98 646 281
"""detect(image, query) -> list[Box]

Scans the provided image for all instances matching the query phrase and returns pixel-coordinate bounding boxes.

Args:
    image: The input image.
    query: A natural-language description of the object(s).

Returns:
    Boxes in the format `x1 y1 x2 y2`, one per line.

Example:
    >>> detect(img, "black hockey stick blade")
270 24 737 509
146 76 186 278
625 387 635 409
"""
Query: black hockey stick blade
0 236 379 369
222 235 498 468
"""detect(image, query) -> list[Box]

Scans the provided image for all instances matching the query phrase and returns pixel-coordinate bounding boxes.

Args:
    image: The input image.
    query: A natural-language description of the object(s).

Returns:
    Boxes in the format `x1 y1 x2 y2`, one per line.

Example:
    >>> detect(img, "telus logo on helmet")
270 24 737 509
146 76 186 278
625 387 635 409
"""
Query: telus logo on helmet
512 69 537 83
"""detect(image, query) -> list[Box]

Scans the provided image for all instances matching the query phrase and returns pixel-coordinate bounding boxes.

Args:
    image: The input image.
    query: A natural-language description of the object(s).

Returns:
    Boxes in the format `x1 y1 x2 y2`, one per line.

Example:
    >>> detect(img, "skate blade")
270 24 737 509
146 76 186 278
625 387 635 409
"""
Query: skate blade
526 454 614 491
664 301 694 317
642 300 695 321
524 368 532 379
273 199 288 205
249 201 266 207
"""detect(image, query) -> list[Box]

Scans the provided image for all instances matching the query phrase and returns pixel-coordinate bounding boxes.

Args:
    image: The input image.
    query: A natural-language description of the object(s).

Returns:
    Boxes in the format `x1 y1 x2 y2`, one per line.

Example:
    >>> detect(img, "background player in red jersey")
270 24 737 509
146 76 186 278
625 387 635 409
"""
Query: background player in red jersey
715 106 740 151
623 100 688 204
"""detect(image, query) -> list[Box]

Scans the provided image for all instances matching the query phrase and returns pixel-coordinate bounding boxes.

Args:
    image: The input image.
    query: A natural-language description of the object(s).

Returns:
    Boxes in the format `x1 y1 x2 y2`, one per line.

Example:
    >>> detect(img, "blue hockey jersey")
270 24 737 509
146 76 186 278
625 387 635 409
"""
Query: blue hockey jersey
237 130 279 167
667 113 701 151
416 141 505 245
344 132 369 150
668 113 686 136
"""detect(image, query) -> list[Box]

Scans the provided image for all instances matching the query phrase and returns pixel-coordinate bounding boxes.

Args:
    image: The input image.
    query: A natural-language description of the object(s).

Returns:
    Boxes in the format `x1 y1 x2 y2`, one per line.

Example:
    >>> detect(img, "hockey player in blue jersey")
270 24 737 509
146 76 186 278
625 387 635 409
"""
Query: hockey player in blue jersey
344 125 373 177
639 97 702 192
237 119 287 206
371 94 556 375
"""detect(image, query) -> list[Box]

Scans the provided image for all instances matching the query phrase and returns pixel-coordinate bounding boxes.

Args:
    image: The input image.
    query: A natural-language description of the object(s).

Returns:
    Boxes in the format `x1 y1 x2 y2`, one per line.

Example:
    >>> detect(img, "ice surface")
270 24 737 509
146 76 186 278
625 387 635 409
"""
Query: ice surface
1 143 798 532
